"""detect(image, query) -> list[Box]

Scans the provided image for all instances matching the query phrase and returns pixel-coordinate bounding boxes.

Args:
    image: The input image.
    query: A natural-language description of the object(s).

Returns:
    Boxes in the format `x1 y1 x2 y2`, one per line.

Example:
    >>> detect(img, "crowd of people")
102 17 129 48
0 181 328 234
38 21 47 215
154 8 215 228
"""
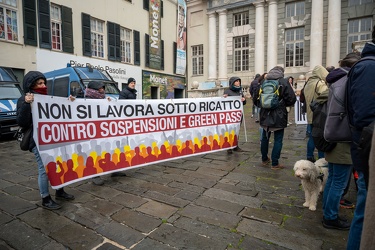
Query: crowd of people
16 22 375 250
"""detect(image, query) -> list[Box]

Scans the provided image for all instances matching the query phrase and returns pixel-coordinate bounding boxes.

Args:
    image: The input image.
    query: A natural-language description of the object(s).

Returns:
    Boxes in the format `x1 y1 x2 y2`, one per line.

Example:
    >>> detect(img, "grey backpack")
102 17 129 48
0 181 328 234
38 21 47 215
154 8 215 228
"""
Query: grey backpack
324 68 351 142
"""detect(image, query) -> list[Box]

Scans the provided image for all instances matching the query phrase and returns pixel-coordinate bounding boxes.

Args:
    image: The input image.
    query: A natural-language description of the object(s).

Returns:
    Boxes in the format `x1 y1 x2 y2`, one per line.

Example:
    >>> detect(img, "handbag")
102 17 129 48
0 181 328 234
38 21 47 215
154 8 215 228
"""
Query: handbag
14 126 32 151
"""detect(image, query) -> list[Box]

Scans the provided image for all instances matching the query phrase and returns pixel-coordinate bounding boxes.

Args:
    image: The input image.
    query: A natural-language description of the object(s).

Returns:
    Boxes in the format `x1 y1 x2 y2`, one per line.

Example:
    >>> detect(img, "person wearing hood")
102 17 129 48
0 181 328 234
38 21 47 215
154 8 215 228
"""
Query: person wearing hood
259 66 296 170
250 74 261 122
303 65 329 163
321 52 360 231
223 76 246 153
119 77 137 100
16 71 75 210
347 25 375 250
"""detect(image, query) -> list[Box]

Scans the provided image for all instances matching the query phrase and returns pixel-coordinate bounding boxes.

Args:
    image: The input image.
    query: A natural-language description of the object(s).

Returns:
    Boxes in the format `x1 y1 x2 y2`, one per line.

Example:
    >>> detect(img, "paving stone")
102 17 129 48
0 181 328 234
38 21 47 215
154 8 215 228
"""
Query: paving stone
131 172 172 185
179 204 240 229
194 196 244 214
112 208 161 233
174 216 242 245
85 199 123 216
96 221 144 248
214 182 258 196
241 207 284 225
163 166 186 175
40 241 67 250
167 181 205 194
62 204 111 230
77 183 123 199
237 218 322 250
111 192 148 208
262 199 304 217
204 188 262 208
189 177 217 188
221 171 258 184
136 200 179 219
149 223 227 250
238 235 288 250
208 159 238 171
174 189 201 201
0 220 50 249
0 179 14 189
160 160 200 170
0 212 13 225
50 223 103 250
96 242 122 250
161 173 195 183
132 238 175 250
143 190 190 208
195 166 228 177
0 193 36 216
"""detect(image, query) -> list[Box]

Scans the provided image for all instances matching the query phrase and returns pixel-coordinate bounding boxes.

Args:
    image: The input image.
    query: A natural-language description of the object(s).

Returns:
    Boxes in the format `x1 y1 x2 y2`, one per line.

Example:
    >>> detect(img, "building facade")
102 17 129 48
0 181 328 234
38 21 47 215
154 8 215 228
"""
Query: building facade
0 0 187 99
186 0 375 91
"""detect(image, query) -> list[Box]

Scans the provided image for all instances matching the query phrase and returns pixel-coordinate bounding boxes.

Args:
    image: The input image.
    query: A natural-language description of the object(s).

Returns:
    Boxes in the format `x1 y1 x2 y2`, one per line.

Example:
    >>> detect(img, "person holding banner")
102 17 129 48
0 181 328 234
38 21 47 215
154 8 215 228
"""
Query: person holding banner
223 76 246 154
16 71 75 210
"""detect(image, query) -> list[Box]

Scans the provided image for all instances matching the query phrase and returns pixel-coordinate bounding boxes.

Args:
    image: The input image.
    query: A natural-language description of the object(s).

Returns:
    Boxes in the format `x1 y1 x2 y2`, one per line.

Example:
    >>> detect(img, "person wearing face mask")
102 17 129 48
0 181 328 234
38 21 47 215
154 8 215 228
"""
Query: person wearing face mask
16 71 75 210
223 76 246 154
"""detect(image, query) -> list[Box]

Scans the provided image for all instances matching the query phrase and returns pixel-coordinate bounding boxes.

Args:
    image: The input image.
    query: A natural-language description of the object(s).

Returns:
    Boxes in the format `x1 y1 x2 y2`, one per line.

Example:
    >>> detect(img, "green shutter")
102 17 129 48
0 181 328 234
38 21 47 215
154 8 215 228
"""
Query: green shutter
23 0 37 46
134 30 140 66
38 0 51 49
145 34 149 67
62 6 73 53
82 13 91 56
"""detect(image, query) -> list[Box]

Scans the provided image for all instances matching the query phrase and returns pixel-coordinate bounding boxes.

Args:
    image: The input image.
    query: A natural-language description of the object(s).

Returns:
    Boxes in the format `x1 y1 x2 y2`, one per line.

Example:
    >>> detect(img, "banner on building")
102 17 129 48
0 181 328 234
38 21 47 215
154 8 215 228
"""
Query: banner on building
149 0 162 70
176 0 187 75
31 95 243 189
294 96 307 125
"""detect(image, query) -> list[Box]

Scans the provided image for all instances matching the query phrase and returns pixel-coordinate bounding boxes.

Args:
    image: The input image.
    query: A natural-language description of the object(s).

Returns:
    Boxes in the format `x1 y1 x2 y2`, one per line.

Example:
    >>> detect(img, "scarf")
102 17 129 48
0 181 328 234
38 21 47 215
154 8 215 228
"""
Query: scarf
33 86 47 95
85 88 105 99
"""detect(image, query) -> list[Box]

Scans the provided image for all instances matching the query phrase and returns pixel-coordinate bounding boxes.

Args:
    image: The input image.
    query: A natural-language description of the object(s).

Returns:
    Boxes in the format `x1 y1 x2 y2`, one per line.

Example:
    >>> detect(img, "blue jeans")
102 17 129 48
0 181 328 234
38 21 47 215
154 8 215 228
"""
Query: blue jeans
252 105 259 120
306 124 324 159
347 171 367 250
32 146 50 198
322 163 352 220
261 129 284 166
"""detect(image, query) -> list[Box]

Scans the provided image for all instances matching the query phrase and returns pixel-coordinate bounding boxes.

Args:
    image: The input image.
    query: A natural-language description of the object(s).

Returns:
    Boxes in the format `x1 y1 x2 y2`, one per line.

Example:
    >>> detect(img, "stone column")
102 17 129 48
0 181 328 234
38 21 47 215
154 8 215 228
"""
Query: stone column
309 0 324 69
208 12 217 81
254 1 265 74
218 9 227 81
267 0 278 72
326 0 341 68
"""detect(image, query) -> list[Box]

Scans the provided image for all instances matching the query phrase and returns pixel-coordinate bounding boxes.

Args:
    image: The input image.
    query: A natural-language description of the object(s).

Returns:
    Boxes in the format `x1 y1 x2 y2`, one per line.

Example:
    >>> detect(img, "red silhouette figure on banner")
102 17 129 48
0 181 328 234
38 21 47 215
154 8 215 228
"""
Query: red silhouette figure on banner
99 153 116 171
83 156 99 177
63 159 79 183
46 161 63 186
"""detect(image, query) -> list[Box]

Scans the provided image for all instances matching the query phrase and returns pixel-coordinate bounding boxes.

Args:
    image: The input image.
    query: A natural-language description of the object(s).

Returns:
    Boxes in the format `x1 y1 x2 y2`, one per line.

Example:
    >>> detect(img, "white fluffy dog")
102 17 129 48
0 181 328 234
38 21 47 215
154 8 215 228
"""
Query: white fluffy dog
293 158 328 211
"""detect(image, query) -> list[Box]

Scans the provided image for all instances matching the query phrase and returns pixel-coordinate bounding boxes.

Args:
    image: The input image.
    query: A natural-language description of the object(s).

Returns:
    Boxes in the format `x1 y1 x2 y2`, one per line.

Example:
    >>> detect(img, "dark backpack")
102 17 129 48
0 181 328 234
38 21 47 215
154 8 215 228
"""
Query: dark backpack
310 100 337 152
259 79 280 109
324 69 351 142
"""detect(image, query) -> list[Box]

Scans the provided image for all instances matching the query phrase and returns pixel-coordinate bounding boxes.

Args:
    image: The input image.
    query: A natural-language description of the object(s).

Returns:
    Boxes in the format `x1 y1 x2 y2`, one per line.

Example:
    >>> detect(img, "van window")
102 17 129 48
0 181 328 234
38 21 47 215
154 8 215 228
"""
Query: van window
54 77 70 97
70 81 84 97
0 84 22 99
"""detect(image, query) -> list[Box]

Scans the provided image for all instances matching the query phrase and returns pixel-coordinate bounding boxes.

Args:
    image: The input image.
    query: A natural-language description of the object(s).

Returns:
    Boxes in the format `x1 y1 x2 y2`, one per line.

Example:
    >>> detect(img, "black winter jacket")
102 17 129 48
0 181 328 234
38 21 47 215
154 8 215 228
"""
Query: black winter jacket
16 71 47 151
119 86 137 99
259 67 296 131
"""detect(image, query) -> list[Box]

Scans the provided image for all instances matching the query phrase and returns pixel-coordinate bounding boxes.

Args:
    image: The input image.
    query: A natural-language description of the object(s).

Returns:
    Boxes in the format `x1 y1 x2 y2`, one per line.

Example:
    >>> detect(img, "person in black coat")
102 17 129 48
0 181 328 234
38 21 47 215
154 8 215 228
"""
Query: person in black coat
119 77 137 100
16 71 74 210
250 74 261 122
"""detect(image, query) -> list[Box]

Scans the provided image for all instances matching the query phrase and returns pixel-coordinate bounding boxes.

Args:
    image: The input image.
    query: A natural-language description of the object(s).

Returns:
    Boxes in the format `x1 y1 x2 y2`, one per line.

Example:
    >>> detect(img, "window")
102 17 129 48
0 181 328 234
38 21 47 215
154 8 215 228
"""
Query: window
285 27 304 67
233 12 249 27
91 18 104 58
286 1 305 18
50 4 62 50
0 0 18 42
347 17 373 52
233 36 249 71
348 0 373 6
121 27 132 63
192 45 203 75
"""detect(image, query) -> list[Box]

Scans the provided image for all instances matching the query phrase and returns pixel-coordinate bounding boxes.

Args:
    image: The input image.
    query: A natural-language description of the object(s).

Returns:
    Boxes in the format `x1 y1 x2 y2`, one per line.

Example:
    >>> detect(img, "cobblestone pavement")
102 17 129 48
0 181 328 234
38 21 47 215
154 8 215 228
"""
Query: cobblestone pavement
0 105 356 250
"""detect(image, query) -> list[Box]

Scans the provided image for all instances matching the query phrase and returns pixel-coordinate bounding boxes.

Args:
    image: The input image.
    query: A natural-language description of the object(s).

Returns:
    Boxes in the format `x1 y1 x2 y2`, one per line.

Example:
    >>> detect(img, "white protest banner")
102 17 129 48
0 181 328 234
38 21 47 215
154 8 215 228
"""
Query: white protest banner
31 95 243 188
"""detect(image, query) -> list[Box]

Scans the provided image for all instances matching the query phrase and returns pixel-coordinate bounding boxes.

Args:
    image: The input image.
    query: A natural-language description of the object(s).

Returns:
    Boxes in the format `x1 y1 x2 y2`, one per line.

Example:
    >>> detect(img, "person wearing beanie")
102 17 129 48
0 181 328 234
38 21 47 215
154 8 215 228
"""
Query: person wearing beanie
259 66 296 170
119 77 137 100
16 71 75 210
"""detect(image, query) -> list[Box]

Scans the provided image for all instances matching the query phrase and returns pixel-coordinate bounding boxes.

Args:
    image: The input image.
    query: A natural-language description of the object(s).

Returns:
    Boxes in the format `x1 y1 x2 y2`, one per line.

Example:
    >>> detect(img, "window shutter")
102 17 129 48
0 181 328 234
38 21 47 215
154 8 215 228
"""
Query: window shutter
62 6 73 53
108 22 116 61
82 13 91 56
38 0 51 49
161 0 163 18
115 24 121 61
145 34 150 67
134 30 140 66
161 40 164 70
173 42 177 74
23 0 37 46
143 0 149 11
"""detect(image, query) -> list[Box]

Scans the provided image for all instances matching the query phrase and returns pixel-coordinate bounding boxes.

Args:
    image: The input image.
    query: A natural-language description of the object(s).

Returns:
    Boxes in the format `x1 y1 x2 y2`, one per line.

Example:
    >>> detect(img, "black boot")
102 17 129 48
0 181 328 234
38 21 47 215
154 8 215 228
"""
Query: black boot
42 195 62 210
55 188 75 200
